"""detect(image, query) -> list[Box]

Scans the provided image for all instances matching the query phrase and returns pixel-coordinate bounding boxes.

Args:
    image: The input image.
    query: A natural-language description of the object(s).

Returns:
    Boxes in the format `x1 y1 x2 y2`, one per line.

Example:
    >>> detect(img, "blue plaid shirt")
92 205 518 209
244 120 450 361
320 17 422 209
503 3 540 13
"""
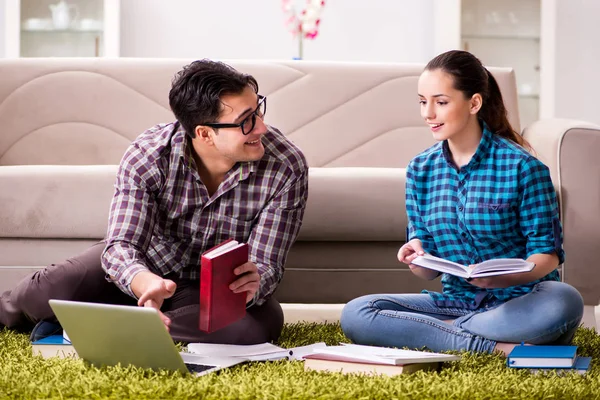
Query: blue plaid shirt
406 123 563 310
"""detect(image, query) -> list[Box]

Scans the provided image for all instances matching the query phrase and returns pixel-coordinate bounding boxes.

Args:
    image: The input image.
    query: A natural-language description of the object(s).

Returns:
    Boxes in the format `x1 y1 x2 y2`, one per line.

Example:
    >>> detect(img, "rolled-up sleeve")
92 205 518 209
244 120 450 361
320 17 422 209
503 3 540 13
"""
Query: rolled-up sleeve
518 158 565 264
248 167 308 305
102 145 161 298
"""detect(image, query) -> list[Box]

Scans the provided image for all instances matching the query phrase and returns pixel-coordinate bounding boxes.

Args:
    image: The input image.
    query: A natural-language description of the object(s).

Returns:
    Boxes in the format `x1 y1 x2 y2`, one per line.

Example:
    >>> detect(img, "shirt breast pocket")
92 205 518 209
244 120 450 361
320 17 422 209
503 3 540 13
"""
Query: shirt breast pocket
469 201 518 238
215 215 255 244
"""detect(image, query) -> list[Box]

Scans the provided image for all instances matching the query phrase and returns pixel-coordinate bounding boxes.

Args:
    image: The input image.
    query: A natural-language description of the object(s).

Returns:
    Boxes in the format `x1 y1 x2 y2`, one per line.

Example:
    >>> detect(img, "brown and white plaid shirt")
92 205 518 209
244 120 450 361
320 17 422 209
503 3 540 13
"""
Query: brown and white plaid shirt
102 122 308 305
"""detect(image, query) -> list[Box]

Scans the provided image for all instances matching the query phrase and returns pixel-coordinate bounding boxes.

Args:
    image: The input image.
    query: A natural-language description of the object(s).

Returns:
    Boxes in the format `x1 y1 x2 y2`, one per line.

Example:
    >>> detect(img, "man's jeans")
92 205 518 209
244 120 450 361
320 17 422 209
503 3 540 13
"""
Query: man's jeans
340 281 584 353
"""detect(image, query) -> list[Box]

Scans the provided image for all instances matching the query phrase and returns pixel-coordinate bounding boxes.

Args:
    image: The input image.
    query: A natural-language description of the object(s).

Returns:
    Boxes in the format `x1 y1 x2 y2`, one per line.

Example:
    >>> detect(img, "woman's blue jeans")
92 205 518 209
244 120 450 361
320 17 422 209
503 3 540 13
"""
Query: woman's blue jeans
340 281 584 353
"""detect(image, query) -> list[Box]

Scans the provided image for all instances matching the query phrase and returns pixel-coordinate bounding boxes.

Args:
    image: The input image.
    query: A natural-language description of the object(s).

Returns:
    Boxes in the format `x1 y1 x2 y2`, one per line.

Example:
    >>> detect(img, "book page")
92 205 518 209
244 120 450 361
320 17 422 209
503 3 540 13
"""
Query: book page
187 342 287 357
310 344 461 365
412 255 535 278
341 344 457 359
411 255 469 278
476 258 532 269
203 241 243 259
473 259 535 275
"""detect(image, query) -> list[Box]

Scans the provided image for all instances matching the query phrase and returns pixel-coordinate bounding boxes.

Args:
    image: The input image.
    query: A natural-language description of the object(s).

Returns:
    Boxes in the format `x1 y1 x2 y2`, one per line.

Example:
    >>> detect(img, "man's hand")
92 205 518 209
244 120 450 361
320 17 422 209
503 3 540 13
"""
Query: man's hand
229 261 260 303
131 270 177 329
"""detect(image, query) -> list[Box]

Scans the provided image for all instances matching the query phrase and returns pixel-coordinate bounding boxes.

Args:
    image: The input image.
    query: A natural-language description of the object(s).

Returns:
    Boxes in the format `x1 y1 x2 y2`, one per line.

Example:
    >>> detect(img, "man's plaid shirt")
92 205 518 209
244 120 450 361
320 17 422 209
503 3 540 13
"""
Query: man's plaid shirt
406 123 563 309
102 122 308 305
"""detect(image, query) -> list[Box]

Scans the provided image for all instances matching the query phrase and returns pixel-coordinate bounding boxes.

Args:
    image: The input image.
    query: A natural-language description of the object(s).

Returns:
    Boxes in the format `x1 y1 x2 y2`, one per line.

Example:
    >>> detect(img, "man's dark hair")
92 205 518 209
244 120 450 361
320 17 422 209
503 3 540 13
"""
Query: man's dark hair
169 59 259 138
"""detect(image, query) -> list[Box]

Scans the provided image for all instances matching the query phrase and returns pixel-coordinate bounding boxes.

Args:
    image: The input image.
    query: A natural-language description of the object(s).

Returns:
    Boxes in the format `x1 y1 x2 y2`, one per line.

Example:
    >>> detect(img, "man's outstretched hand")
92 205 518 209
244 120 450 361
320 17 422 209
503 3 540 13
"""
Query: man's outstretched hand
131 270 177 330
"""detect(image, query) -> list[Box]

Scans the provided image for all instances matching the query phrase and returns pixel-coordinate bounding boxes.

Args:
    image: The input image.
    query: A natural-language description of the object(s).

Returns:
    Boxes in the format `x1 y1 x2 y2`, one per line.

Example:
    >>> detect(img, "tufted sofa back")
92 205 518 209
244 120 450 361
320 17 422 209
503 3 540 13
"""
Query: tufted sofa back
0 58 520 167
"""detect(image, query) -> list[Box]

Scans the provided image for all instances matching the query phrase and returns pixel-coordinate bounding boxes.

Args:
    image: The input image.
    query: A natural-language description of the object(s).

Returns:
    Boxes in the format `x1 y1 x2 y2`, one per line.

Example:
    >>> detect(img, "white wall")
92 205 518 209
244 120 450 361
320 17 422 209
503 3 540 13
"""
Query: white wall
119 0 436 63
541 0 600 125
2 0 598 125
0 0 5 56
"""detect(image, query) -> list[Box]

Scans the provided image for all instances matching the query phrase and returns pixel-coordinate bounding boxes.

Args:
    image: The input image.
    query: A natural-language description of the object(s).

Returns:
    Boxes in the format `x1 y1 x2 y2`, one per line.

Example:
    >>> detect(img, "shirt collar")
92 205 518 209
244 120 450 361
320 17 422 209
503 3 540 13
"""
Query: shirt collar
441 120 493 172
177 125 259 182
169 123 193 168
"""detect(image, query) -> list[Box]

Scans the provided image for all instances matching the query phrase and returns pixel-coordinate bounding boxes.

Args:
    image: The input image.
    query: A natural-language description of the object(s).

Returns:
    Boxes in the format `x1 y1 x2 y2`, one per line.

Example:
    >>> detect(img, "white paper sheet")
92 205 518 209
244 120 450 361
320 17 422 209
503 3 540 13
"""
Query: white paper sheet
187 342 287 357
304 343 461 365
186 341 329 362
288 342 328 360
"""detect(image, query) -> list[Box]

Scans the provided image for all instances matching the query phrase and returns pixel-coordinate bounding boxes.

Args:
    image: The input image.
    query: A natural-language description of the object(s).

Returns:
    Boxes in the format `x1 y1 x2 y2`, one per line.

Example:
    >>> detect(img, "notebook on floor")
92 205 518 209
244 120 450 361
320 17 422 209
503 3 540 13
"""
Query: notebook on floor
48 299 246 376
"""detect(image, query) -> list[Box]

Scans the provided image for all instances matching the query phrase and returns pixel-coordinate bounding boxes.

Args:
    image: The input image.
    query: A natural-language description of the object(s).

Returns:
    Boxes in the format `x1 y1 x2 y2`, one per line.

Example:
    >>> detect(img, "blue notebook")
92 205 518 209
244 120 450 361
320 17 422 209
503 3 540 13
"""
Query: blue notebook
573 356 592 371
31 334 76 359
31 335 71 346
528 357 592 375
507 345 577 368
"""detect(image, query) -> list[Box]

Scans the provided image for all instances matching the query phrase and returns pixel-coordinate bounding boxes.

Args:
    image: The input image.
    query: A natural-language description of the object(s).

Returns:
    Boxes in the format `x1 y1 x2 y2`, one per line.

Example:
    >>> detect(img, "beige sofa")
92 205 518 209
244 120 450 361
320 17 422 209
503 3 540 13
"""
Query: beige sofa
1 59 599 326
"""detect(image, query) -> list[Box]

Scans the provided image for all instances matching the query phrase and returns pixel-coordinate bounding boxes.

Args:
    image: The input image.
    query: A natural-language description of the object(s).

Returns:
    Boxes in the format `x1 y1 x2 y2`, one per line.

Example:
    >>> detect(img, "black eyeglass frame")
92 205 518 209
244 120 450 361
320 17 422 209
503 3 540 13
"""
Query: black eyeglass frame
201 95 267 135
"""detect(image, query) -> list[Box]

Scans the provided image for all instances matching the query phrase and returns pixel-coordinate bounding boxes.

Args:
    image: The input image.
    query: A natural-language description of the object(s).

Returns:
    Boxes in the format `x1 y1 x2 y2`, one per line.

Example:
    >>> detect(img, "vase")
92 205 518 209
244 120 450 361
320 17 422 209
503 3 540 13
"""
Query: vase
294 35 303 60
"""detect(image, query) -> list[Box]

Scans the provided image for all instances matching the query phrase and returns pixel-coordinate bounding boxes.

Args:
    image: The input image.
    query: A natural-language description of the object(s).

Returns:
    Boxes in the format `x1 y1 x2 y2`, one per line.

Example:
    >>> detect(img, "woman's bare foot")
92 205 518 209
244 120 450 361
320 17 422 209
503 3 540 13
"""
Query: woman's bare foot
494 342 532 357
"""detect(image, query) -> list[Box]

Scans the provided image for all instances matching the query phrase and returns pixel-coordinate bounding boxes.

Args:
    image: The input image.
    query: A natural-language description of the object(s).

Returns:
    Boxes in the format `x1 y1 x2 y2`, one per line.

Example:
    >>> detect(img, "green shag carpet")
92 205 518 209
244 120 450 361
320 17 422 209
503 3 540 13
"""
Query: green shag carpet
2 323 600 399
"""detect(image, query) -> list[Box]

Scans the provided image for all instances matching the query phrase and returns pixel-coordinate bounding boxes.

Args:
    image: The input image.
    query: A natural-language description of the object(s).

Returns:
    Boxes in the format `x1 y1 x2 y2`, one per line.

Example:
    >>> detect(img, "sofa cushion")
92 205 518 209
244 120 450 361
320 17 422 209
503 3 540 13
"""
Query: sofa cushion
1 165 407 242
299 167 406 241
0 165 117 238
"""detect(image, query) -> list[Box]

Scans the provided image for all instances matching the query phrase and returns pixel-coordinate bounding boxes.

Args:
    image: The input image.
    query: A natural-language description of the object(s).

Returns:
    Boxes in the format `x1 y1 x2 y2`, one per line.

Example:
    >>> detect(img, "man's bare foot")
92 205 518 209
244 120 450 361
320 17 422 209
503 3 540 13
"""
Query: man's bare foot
494 342 532 357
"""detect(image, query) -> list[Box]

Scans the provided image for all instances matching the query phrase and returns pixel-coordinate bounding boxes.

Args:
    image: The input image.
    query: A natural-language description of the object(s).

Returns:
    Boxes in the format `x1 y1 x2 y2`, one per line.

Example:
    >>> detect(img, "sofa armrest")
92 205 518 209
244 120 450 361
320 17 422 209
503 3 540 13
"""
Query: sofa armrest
523 118 600 305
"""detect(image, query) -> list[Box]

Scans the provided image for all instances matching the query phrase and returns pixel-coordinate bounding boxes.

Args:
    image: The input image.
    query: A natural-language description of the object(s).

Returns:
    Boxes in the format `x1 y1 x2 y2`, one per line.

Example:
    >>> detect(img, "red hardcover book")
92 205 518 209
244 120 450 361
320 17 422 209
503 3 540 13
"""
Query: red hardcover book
199 239 248 333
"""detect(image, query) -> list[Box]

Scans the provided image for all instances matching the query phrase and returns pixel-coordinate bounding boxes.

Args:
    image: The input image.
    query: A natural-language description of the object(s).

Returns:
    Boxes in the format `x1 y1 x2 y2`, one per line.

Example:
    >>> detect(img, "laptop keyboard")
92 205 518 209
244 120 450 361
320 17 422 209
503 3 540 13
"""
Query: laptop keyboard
185 362 216 374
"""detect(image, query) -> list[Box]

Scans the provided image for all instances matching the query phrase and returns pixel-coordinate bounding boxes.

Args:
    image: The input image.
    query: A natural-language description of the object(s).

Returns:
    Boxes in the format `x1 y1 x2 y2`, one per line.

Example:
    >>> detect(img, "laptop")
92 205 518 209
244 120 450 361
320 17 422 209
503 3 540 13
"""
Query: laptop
48 299 246 376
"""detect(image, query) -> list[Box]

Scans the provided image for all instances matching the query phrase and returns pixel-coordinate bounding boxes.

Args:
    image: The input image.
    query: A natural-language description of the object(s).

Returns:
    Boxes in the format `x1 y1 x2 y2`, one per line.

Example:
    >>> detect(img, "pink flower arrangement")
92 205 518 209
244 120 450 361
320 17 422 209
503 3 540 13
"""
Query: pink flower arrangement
282 0 326 59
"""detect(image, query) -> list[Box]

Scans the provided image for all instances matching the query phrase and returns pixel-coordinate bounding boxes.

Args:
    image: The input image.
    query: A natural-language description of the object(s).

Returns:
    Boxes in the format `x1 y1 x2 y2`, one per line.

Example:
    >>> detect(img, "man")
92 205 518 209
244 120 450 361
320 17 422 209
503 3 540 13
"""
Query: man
0 59 309 344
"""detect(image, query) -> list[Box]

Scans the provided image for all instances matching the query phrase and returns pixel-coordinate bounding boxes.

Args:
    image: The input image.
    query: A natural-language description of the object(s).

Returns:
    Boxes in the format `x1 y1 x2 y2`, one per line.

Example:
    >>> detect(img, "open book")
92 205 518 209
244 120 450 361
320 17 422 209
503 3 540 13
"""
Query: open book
303 344 460 366
186 342 328 362
411 254 535 279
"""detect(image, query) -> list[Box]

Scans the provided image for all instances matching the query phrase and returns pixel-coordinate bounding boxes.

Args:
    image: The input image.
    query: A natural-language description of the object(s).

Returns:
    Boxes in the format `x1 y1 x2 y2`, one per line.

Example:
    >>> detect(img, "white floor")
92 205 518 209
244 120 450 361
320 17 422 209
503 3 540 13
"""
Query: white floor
578 305 600 331
589 305 600 331
283 303 600 332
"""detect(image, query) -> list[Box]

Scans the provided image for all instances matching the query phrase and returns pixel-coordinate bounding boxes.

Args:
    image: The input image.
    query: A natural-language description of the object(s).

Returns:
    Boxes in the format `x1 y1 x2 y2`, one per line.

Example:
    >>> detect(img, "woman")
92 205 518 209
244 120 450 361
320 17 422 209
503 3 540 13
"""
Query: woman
340 50 583 355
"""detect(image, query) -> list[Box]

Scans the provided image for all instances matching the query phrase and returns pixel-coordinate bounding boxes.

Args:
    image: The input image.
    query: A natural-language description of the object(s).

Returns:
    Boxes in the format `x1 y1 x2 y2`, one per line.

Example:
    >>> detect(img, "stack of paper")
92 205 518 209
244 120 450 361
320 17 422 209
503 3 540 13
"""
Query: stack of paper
302 343 460 376
305 344 461 364
507 345 591 375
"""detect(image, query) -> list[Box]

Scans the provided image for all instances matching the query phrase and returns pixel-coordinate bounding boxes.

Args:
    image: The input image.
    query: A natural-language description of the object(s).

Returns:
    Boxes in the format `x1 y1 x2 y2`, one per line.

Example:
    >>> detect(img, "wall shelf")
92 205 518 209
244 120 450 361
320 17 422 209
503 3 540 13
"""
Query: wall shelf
21 29 103 33
462 34 539 41
460 0 541 129
3 0 119 57
518 93 540 99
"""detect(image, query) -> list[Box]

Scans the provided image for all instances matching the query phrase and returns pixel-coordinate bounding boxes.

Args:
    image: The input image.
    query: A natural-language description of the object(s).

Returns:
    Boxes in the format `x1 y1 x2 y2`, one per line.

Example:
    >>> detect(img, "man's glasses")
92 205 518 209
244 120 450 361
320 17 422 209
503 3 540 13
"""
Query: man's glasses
201 95 267 135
